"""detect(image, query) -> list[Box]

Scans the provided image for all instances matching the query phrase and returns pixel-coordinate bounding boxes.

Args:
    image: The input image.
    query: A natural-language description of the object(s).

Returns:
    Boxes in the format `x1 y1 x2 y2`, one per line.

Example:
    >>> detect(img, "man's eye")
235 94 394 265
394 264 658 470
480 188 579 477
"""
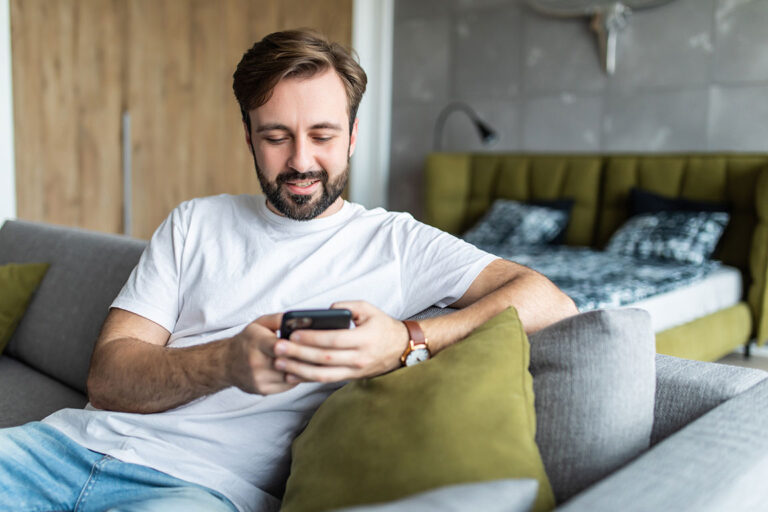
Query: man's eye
314 136 332 143
265 137 287 144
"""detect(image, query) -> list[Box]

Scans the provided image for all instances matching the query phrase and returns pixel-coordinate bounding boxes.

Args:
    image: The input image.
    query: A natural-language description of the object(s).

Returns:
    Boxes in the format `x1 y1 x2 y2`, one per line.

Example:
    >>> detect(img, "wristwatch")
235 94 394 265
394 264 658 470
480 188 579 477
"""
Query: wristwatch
400 320 431 367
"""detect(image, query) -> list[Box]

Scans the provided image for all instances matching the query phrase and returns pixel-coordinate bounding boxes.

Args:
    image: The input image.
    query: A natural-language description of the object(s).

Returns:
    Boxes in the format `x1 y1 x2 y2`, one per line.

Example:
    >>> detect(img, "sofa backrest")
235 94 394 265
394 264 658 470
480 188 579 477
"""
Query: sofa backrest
0 220 146 394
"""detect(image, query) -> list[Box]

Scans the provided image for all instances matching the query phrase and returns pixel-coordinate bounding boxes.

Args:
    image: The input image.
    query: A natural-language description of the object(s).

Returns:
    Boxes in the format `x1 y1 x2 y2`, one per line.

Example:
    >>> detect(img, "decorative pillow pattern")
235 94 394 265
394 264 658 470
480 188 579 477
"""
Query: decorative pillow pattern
0 262 50 354
605 211 730 265
462 199 568 248
281 308 555 512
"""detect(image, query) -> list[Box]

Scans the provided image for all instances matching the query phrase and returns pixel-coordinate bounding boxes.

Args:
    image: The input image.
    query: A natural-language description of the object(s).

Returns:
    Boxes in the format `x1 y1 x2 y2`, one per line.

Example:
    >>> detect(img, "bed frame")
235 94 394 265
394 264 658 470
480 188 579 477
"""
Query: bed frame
424 152 768 361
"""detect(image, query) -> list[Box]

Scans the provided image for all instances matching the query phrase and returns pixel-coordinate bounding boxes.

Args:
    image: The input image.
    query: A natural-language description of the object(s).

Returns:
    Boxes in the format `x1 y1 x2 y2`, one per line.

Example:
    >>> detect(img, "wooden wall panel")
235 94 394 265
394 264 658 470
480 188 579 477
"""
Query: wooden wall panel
12 0 353 239
11 0 125 233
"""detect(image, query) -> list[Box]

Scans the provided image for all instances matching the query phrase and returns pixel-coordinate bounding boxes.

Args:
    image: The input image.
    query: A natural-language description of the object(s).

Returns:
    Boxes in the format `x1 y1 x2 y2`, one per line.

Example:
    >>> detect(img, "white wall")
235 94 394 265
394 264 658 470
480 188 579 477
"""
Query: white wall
0 0 15 223
350 0 393 210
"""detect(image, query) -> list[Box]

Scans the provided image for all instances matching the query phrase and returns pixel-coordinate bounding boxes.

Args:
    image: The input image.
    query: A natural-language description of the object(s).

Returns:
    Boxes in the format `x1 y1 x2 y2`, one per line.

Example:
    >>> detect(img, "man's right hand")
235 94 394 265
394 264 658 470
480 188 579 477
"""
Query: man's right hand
228 313 298 395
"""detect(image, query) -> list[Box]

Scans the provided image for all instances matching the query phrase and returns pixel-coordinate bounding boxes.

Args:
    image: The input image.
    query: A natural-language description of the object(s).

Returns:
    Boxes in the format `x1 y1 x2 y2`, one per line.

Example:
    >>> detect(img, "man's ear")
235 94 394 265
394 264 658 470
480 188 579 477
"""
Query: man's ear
348 117 359 158
243 119 253 151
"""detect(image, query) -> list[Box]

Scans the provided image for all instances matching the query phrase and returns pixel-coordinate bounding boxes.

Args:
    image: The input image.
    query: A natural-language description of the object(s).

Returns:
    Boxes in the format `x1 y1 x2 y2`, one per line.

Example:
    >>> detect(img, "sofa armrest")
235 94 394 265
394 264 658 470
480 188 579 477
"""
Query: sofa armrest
558 377 768 512
652 354 767 445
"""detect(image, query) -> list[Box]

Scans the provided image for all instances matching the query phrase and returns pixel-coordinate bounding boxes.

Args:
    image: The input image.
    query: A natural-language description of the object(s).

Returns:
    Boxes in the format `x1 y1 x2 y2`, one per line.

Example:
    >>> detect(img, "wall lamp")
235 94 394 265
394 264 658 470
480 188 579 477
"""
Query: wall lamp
433 101 498 151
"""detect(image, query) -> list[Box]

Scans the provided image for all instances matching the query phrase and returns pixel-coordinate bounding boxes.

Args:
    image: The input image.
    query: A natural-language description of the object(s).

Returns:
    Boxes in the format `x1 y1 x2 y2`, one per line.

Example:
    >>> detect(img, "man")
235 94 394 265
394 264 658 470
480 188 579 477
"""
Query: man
0 30 576 512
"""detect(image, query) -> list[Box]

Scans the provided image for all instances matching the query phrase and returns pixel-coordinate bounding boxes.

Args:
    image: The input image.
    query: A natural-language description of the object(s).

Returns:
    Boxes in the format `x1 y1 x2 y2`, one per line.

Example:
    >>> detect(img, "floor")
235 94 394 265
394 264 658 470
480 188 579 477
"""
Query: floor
716 344 768 371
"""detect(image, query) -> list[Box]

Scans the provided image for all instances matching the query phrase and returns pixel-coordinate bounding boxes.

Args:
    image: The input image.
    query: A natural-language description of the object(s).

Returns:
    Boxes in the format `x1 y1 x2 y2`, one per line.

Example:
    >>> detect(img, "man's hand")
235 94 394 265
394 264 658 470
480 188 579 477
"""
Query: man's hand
272 301 409 383
228 313 299 395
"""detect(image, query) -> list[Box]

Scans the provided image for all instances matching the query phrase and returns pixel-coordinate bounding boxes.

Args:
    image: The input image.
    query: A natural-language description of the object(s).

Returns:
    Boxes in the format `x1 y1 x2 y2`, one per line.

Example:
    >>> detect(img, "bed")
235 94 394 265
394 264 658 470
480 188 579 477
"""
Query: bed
424 153 768 361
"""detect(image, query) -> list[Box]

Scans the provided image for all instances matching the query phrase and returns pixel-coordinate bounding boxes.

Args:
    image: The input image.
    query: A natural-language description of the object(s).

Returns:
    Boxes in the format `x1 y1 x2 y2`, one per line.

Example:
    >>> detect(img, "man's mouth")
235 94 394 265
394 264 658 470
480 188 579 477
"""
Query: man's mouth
284 179 321 195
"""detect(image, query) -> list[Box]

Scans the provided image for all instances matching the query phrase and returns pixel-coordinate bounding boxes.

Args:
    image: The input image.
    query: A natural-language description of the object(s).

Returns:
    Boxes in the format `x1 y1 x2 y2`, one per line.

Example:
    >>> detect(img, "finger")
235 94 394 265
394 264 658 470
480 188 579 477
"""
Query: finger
330 301 375 324
253 312 283 332
288 328 361 349
277 358 355 384
274 341 359 367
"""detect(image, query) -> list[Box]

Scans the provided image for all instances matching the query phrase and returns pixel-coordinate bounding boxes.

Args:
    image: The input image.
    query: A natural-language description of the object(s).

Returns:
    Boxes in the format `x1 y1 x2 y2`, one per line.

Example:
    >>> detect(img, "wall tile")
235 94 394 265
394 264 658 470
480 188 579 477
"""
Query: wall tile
388 103 442 218
603 88 709 151
395 0 451 20
452 5 522 99
523 94 602 151
392 17 451 103
713 0 768 83
708 84 768 150
442 100 520 151
611 0 715 89
522 8 607 94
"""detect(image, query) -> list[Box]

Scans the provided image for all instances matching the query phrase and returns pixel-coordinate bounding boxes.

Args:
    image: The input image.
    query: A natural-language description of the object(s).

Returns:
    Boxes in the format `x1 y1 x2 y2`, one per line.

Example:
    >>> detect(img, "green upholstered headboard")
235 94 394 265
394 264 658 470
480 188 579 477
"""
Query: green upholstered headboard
425 153 602 246
424 152 768 344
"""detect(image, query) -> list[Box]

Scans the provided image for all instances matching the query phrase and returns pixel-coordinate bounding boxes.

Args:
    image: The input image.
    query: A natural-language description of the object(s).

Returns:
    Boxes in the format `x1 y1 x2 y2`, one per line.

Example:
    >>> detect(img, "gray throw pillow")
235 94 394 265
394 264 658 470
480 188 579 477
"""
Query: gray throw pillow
462 199 569 248
332 479 538 512
529 308 656 503
604 211 729 265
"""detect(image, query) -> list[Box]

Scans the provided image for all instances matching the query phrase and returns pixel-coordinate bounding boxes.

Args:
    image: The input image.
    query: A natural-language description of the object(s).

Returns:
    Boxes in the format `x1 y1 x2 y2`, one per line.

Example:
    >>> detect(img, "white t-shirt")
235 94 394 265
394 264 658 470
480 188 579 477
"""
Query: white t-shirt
43 194 496 512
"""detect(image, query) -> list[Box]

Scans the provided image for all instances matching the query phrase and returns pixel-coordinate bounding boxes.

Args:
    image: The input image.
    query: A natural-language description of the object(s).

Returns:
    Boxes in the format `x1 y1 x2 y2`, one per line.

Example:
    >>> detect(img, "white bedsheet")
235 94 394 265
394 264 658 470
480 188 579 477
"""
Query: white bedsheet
625 265 742 332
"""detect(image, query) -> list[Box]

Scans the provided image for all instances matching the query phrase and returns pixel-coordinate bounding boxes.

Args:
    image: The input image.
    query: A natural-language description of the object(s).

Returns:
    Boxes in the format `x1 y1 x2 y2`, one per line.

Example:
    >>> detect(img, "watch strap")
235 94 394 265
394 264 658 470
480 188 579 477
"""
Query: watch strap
402 320 426 344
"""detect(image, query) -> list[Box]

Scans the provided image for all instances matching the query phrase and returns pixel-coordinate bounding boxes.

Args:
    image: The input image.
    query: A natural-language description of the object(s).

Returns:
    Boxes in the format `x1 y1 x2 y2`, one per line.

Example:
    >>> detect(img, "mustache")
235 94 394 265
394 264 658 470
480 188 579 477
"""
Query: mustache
276 170 328 184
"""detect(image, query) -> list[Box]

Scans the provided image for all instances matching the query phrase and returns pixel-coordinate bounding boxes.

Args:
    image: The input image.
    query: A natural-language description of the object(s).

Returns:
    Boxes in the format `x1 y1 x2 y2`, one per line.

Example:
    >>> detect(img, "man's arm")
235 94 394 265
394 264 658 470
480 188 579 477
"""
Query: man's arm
87 308 296 414
272 258 578 383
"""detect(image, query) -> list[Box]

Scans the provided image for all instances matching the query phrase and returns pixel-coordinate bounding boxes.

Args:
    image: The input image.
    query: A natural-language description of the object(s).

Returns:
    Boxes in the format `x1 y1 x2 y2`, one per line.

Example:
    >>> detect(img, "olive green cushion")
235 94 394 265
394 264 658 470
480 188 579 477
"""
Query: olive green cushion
281 308 555 512
0 262 50 354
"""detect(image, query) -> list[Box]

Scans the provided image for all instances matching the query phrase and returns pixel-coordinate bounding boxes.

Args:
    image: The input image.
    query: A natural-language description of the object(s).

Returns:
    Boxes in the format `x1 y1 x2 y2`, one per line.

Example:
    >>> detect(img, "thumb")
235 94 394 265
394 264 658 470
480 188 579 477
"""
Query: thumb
331 301 376 326
254 312 283 333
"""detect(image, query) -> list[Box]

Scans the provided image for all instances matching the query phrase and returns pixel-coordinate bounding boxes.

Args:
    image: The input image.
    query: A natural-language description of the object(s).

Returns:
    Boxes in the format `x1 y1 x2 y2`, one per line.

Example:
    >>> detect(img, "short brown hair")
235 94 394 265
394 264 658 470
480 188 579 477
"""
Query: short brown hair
233 29 367 133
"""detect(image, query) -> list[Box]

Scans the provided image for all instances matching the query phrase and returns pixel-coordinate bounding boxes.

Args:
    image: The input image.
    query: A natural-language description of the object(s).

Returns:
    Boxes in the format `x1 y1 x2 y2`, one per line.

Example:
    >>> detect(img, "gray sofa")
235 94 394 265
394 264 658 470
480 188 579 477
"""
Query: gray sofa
2 218 768 511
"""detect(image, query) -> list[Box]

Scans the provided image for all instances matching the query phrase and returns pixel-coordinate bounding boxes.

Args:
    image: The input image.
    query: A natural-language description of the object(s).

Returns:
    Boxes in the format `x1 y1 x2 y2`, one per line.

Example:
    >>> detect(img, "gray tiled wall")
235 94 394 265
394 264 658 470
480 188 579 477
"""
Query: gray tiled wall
389 0 768 217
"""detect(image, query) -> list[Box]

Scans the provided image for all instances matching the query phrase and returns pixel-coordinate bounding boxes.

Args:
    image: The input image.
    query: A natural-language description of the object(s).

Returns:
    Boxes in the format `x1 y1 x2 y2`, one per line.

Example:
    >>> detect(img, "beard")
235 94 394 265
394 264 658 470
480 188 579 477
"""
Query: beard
254 161 349 221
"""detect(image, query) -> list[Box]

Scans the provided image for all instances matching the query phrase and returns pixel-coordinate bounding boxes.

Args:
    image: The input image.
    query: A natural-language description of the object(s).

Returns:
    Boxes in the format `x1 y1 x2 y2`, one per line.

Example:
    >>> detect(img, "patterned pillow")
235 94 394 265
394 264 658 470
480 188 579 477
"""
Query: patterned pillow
463 199 569 248
605 211 730 264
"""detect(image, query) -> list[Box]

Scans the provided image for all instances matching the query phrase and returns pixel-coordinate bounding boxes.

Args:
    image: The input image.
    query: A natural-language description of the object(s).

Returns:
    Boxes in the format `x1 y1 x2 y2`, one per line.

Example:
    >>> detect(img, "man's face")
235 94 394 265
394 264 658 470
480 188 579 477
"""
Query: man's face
244 69 358 220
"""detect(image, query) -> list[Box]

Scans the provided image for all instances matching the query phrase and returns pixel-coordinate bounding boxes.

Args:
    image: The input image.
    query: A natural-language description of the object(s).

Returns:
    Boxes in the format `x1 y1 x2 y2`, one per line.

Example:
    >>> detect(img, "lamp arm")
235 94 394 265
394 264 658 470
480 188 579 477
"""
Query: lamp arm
433 101 483 151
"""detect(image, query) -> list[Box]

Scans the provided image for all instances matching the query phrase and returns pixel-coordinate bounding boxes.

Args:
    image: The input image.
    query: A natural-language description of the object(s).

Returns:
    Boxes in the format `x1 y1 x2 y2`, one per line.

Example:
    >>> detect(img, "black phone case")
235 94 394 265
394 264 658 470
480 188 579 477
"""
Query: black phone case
280 309 352 339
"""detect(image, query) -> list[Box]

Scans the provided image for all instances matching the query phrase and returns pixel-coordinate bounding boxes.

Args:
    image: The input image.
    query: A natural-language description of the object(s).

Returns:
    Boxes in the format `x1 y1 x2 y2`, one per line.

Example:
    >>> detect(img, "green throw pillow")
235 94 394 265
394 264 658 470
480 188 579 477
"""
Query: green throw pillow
281 307 555 512
0 262 50 354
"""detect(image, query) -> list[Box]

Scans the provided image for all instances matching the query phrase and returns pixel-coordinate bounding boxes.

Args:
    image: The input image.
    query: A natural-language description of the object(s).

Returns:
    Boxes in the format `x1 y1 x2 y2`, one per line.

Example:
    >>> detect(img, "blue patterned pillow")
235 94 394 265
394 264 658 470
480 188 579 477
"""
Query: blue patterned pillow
605 211 730 265
463 199 569 248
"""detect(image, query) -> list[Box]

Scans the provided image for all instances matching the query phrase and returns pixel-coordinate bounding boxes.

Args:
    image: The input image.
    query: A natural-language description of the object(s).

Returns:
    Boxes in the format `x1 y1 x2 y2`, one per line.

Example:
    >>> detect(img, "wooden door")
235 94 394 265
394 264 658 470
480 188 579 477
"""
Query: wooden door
12 0 352 239
11 0 126 234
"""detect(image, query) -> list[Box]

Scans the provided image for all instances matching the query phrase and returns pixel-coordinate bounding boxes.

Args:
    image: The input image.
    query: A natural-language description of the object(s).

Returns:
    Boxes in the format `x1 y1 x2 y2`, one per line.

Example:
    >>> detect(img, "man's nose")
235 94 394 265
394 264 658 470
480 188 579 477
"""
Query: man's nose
288 138 315 172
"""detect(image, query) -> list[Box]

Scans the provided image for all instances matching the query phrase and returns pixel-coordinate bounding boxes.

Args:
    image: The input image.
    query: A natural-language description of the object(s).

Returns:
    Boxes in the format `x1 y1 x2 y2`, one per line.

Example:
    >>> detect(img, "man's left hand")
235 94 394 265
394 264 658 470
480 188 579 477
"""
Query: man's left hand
272 301 409 383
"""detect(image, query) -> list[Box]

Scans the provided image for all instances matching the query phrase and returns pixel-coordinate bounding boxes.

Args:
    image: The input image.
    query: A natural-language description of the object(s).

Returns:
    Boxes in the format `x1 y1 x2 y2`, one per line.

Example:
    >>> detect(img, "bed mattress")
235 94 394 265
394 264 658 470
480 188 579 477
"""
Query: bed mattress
625 265 742 332
477 245 741 332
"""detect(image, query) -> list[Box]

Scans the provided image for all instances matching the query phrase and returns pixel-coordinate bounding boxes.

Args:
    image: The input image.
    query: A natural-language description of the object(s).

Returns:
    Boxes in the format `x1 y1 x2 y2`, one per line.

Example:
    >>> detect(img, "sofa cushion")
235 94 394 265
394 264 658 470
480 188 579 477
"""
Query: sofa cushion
529 308 656 503
0 262 49 354
281 308 555 512
331 479 539 512
629 187 729 216
0 356 87 428
0 220 146 393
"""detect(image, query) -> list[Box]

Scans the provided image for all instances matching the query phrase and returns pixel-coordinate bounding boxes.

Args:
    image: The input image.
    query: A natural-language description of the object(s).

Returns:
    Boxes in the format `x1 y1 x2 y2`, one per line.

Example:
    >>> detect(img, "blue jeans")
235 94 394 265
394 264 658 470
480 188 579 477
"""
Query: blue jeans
0 422 238 512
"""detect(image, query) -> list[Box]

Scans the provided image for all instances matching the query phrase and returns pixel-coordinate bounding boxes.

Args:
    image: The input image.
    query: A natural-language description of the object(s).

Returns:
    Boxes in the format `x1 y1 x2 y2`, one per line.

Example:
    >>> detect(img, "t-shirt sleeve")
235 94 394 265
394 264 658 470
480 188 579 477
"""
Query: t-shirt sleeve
396 214 498 316
110 203 190 333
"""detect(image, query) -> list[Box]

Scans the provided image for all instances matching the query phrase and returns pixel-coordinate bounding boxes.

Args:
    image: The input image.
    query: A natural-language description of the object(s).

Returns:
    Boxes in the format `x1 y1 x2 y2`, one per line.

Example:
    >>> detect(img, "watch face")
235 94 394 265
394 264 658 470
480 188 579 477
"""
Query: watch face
405 347 430 366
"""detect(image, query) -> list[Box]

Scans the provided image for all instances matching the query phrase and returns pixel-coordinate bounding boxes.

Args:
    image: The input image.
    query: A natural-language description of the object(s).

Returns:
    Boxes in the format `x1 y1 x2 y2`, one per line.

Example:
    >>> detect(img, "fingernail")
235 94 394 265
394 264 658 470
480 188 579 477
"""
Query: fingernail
274 359 286 370
286 374 298 383
290 333 301 342
274 342 287 355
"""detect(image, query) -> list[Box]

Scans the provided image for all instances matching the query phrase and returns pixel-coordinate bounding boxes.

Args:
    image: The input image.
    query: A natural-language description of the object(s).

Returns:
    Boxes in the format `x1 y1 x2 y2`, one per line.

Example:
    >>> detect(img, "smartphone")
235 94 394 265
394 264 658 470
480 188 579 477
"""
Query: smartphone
280 309 353 339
